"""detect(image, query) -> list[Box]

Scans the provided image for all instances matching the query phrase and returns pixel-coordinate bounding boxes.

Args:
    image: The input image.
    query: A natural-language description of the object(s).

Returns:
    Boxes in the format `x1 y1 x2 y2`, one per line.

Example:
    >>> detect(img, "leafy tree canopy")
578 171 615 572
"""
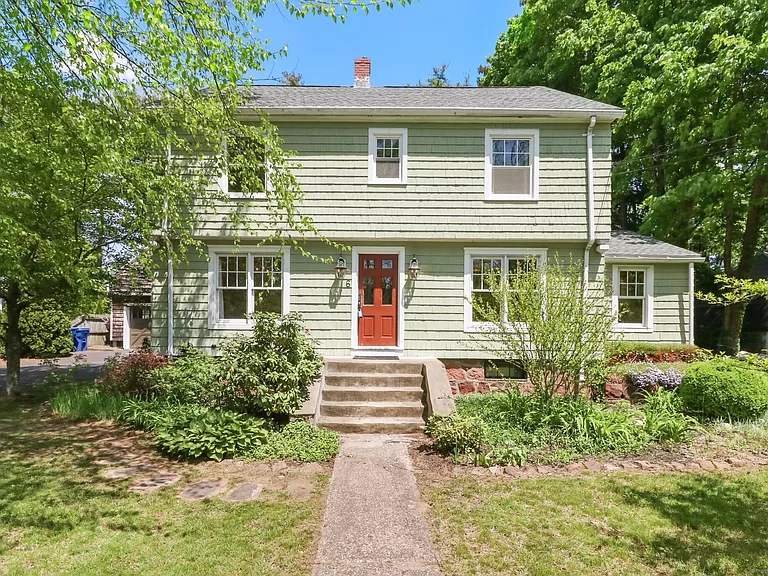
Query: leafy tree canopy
0 0 410 395
482 0 768 353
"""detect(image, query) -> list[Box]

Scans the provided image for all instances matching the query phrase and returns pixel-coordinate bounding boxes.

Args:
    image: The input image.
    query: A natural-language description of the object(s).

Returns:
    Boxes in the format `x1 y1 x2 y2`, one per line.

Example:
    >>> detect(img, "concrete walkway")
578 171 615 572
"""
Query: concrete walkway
313 435 443 576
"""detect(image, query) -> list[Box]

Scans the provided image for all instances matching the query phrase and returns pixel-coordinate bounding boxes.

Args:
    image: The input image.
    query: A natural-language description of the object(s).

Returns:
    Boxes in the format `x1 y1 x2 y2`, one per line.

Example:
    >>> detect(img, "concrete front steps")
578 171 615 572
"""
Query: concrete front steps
317 359 427 434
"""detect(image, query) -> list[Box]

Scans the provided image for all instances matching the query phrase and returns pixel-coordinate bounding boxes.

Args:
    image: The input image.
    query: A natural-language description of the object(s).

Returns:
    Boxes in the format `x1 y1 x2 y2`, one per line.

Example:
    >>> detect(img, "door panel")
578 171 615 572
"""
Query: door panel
358 254 398 347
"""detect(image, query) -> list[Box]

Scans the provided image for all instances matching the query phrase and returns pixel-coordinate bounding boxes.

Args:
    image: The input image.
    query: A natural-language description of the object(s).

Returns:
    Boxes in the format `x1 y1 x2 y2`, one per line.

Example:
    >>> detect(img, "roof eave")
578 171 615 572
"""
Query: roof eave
238 106 625 121
606 255 706 263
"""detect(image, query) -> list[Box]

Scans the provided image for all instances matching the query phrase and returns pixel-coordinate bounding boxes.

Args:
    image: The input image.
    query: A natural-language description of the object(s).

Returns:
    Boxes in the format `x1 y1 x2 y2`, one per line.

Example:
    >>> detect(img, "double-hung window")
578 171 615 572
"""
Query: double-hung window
612 266 654 332
484 129 539 200
464 249 547 331
368 128 407 184
209 248 290 329
222 136 268 197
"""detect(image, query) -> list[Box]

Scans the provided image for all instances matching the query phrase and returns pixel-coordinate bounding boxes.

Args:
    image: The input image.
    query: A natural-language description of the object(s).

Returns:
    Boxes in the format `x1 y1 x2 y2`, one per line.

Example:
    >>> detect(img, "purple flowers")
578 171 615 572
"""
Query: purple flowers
627 366 683 390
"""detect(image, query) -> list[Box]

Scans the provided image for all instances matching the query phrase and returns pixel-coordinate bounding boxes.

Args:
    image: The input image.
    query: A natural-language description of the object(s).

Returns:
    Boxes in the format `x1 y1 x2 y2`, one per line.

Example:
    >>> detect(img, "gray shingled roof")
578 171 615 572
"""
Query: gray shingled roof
605 230 704 261
238 86 624 117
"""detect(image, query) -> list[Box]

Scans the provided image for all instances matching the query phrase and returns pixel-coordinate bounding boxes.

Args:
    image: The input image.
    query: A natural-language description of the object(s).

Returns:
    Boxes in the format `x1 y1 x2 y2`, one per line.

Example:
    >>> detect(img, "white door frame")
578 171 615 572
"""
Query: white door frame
350 246 406 357
122 304 131 350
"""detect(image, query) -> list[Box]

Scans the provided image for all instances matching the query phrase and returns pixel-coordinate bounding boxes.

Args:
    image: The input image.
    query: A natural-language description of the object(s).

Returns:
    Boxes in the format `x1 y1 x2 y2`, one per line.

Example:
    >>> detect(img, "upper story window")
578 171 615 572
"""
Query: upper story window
463 248 547 331
484 129 539 201
612 265 654 332
222 136 268 197
208 247 290 330
368 128 407 184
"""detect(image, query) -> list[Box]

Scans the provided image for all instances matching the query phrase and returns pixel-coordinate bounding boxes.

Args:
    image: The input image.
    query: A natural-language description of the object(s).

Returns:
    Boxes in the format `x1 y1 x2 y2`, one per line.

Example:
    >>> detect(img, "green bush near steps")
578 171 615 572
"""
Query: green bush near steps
679 360 768 421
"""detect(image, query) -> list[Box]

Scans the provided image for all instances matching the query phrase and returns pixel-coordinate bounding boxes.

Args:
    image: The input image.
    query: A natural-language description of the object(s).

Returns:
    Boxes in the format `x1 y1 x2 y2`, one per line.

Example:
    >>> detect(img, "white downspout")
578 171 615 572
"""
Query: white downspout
688 262 695 345
583 115 597 291
164 143 175 356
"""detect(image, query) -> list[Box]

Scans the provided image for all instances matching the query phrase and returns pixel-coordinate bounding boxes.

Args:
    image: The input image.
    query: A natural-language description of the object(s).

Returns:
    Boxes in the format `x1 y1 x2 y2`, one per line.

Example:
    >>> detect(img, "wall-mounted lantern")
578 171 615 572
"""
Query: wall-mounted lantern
334 253 348 278
408 254 421 279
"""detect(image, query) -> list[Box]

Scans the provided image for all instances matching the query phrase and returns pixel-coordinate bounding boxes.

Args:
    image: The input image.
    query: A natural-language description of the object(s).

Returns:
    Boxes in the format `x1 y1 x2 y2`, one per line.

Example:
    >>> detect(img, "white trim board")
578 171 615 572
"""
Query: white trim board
483 128 540 201
350 246 406 356
463 247 549 332
207 245 291 330
612 264 654 334
368 127 408 185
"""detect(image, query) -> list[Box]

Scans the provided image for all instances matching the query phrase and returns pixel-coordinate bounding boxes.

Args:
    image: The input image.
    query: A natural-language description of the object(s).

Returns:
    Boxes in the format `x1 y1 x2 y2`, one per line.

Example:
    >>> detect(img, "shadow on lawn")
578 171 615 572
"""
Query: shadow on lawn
612 473 768 574
0 396 146 538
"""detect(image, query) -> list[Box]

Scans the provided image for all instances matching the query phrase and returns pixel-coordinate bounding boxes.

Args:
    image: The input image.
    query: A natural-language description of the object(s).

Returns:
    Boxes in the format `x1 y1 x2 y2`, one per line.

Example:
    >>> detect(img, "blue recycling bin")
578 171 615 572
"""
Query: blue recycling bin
71 327 90 352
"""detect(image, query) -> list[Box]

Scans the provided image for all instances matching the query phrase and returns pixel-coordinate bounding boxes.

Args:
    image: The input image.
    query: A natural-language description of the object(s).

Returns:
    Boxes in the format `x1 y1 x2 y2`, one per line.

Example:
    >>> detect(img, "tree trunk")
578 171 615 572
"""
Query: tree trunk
720 175 768 355
722 302 746 356
4 283 24 398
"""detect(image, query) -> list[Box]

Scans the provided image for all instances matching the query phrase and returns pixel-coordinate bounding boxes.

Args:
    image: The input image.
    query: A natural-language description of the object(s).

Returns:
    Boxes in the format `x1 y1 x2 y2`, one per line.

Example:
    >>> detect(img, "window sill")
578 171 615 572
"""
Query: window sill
209 320 250 331
227 193 268 200
614 325 653 334
464 322 529 333
483 193 539 202
367 179 408 186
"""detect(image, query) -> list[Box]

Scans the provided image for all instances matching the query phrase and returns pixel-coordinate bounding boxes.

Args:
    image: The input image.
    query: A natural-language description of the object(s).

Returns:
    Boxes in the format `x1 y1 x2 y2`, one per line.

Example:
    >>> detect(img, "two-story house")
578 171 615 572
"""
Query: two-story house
151 58 703 431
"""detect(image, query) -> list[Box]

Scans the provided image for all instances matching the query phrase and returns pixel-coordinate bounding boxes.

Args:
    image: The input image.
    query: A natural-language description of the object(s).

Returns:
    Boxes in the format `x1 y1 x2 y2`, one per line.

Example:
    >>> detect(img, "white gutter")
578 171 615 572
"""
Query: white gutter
583 115 597 291
688 262 695 345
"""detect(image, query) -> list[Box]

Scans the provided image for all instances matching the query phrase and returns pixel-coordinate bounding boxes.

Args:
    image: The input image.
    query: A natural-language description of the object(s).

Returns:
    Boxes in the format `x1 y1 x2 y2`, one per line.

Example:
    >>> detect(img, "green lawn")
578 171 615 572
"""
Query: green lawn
0 396 326 576
425 471 768 576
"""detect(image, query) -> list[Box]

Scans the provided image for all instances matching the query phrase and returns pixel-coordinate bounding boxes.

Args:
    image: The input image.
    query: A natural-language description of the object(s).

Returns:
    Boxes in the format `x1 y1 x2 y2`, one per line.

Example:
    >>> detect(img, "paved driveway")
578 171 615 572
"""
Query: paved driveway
0 349 126 392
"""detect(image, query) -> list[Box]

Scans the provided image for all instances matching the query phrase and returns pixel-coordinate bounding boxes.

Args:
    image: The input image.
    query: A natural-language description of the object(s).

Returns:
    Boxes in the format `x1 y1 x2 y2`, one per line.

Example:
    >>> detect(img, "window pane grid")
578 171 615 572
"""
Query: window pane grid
219 256 247 289
376 137 400 159
617 269 647 325
470 255 540 324
491 138 531 167
217 253 284 321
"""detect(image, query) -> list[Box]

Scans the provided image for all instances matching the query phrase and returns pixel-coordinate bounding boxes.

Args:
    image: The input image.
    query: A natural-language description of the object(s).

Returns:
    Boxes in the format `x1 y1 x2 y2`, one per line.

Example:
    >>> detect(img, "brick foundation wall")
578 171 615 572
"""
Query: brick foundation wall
441 359 529 396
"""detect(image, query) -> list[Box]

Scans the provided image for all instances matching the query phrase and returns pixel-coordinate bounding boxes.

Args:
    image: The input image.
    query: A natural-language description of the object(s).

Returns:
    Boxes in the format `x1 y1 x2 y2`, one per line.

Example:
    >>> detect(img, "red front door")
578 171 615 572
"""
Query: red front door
358 254 398 347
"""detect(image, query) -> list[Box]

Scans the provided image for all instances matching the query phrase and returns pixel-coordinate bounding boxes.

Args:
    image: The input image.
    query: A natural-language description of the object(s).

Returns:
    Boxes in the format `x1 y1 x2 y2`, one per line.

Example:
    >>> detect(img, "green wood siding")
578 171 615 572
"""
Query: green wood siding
153 241 603 358
608 263 691 344
193 121 612 242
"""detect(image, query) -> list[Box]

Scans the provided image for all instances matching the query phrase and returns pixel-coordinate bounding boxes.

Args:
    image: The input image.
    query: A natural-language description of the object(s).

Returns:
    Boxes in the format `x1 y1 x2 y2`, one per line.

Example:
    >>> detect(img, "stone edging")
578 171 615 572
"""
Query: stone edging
465 456 766 478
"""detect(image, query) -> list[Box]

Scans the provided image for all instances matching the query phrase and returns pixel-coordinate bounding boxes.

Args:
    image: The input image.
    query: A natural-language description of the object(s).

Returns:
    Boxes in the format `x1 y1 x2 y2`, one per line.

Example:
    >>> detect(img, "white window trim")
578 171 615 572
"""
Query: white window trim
218 137 272 199
463 247 548 332
612 265 654 333
368 128 408 185
207 246 290 330
484 128 540 201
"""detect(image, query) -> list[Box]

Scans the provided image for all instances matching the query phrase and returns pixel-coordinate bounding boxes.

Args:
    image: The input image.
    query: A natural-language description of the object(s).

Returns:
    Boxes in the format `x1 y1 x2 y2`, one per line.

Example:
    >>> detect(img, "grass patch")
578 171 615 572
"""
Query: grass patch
248 421 340 463
426 471 768 576
49 385 129 421
0 393 326 576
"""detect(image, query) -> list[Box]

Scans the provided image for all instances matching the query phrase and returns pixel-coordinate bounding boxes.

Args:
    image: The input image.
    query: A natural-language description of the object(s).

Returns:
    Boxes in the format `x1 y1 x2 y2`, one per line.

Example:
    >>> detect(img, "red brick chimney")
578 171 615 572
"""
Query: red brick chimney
354 57 371 88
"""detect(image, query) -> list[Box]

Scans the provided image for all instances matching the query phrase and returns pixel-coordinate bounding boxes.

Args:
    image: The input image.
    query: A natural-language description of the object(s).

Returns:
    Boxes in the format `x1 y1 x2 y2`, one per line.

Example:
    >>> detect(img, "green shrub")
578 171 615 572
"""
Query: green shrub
217 312 324 417
427 390 694 466
0 302 73 359
425 413 488 457
97 350 169 397
50 385 129 421
153 408 268 461
608 342 709 365
248 421 340 462
679 360 768 420
148 344 220 405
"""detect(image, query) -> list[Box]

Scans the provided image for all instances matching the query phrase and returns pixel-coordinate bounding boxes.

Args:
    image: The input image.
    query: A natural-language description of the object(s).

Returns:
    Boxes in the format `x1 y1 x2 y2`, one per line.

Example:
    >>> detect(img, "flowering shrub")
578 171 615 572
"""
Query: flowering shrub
626 365 683 390
608 342 710 365
96 350 168 397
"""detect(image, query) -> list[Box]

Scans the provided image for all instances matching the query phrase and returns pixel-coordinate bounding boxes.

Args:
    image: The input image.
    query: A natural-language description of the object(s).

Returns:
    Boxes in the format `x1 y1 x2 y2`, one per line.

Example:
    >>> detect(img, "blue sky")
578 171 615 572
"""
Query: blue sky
255 0 521 86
